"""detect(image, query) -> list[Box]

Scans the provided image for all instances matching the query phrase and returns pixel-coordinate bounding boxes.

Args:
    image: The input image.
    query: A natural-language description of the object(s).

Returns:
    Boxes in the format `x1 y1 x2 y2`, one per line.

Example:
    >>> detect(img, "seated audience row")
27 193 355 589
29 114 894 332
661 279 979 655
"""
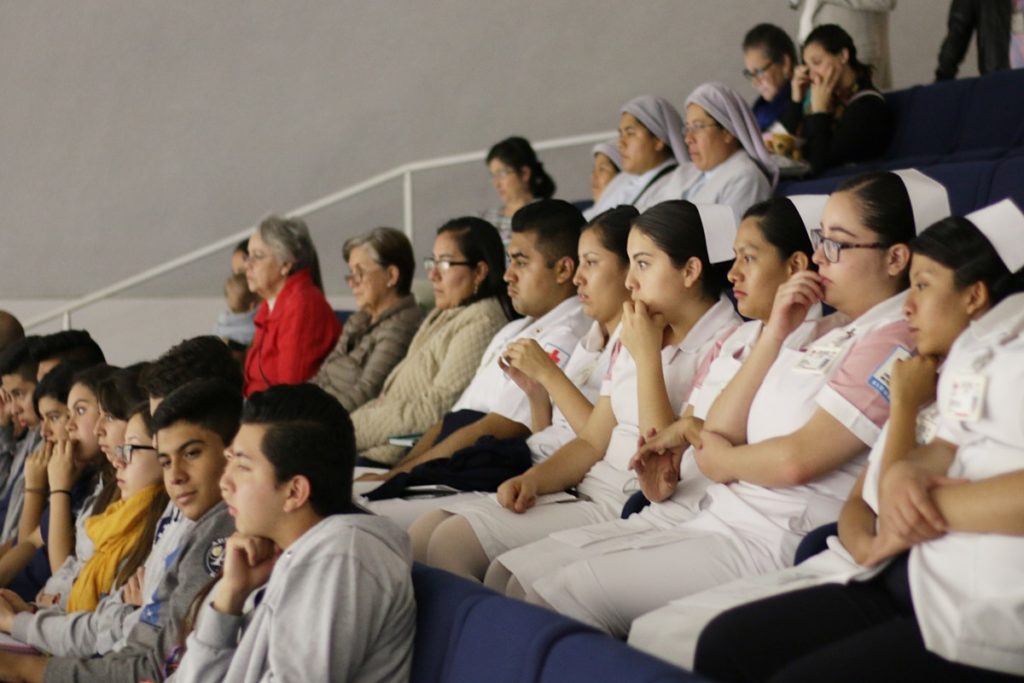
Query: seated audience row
0 333 415 681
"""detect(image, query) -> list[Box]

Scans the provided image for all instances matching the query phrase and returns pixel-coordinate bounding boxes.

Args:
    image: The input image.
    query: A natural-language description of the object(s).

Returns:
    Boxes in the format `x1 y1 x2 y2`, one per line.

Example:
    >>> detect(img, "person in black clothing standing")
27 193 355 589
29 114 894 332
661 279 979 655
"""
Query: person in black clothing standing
935 0 1016 81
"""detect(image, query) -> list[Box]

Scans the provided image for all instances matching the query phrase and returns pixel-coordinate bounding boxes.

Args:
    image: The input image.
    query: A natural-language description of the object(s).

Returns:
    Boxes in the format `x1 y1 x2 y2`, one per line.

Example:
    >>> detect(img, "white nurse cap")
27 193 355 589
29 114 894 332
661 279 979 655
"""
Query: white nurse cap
892 169 951 234
966 199 1024 272
695 203 738 264
787 194 829 240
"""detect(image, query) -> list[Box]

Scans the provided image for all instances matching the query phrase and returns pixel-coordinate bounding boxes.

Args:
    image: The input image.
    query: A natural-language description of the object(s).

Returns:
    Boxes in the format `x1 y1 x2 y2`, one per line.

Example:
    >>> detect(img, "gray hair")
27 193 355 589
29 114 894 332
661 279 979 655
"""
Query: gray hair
257 215 324 290
342 226 416 295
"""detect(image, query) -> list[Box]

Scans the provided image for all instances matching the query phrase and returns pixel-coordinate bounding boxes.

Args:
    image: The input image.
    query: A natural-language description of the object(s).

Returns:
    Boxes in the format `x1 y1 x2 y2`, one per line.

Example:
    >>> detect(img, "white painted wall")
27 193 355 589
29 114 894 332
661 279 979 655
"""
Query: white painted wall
1 0 975 363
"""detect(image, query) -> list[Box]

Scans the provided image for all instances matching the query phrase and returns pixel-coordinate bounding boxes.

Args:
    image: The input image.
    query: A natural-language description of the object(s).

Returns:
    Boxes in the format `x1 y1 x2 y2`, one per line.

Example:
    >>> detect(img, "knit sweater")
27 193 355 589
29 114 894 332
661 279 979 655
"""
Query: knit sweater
312 295 425 413
351 297 509 464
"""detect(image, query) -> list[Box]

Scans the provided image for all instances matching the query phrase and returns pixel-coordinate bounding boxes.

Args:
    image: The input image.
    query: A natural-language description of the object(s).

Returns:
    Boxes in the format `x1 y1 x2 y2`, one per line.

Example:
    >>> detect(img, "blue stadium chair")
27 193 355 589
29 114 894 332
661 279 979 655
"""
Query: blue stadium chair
410 564 496 683
538 632 706 683
440 595 591 683
952 69 1024 161
881 77 975 166
920 161 997 215
988 156 1024 208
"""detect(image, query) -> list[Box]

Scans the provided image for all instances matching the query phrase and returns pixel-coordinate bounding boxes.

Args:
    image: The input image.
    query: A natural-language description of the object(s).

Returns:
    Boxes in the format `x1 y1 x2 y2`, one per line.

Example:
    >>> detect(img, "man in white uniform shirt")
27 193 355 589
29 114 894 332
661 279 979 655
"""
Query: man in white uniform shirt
361 199 592 486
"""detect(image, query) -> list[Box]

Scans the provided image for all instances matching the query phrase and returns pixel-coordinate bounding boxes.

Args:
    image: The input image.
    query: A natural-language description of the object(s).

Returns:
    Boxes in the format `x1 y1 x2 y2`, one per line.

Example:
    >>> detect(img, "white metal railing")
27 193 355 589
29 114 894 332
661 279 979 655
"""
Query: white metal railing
24 130 616 331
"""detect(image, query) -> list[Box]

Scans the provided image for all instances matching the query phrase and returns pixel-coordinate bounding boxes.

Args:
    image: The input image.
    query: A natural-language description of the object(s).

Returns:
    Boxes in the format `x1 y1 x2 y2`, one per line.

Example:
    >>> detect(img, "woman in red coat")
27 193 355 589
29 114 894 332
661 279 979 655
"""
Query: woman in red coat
243 215 341 396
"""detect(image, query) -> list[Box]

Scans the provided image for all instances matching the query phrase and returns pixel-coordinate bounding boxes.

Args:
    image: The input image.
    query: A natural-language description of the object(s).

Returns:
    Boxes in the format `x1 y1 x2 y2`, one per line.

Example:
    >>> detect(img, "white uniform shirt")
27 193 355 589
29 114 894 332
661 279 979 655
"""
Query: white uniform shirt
585 159 702 219
907 292 1024 675
526 322 619 463
584 297 741 495
697 293 913 567
452 296 591 427
646 307 829 524
681 150 773 222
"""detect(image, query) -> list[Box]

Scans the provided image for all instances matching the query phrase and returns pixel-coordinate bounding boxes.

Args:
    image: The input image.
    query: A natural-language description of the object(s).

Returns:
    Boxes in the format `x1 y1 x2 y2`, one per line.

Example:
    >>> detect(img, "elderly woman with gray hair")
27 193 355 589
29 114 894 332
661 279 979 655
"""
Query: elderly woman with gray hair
312 227 425 412
243 215 341 396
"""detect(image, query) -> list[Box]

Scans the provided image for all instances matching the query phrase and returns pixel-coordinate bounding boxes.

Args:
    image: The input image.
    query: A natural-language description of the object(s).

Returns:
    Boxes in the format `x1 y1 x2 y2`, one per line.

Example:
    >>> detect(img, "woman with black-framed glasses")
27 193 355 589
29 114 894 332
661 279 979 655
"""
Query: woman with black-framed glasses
742 23 798 131
617 170 951 655
348 217 514 466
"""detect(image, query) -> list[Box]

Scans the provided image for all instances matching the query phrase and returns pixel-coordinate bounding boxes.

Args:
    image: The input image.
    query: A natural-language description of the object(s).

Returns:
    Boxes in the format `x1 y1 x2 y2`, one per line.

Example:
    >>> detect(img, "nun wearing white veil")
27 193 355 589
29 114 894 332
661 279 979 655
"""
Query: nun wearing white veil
586 95 701 219
679 82 779 221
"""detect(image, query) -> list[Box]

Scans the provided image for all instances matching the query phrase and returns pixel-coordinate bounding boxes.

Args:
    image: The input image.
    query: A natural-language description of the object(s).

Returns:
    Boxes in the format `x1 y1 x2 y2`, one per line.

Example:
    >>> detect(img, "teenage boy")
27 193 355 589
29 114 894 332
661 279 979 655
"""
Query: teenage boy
0 338 44 544
361 201 592 495
176 383 415 682
0 337 246 659
29 330 105 382
0 379 240 682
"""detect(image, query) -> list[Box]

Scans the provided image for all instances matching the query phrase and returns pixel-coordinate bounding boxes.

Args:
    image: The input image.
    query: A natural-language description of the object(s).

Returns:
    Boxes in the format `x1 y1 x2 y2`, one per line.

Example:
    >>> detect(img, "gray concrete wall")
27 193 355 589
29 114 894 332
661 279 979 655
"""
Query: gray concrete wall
1 0 972 361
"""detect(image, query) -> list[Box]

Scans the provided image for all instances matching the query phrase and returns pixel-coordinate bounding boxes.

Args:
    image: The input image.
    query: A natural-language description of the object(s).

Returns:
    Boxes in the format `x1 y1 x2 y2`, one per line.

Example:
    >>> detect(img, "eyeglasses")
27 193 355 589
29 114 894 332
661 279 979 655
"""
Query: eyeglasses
244 251 269 263
810 228 890 264
742 62 776 81
423 258 474 274
683 121 722 136
114 443 158 466
490 169 517 180
344 265 384 285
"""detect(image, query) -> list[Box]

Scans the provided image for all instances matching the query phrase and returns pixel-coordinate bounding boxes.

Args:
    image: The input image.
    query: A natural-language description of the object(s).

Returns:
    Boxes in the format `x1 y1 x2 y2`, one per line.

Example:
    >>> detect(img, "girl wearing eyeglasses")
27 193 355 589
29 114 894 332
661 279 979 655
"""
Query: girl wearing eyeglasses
742 23 798 132
514 170 949 639
349 217 513 466
689 200 1024 682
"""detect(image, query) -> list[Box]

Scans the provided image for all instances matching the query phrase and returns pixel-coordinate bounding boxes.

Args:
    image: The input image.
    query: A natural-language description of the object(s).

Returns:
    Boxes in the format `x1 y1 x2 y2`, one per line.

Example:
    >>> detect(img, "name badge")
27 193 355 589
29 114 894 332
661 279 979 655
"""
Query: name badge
794 344 843 374
944 372 987 423
867 346 913 402
915 404 940 445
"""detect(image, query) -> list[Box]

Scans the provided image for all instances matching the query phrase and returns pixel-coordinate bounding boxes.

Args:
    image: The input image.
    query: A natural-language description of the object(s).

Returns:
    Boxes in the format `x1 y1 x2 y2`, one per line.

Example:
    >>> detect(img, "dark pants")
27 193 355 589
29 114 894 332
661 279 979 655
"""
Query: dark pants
694 553 1023 682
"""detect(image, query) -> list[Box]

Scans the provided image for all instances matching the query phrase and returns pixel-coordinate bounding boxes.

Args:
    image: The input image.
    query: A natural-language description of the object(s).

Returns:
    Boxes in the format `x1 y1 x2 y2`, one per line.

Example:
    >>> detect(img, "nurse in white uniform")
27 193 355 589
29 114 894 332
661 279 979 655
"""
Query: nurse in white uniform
585 96 697 219
679 82 779 221
420 200 742 583
690 199 1024 682
406 205 637 562
486 195 830 599
630 199 1024 672
525 170 951 638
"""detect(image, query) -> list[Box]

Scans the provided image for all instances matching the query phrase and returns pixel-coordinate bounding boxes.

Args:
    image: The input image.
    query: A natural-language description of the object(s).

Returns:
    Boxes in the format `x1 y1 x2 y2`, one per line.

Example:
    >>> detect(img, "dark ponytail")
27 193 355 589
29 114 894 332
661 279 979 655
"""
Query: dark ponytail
742 198 816 269
803 24 874 89
912 217 1024 306
486 137 556 199
632 200 729 300
437 217 518 321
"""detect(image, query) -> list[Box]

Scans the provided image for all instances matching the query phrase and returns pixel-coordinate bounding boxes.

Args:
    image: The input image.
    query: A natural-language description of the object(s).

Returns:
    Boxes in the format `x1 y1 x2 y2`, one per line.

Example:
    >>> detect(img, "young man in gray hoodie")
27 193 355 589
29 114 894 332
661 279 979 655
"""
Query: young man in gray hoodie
175 383 416 682
0 378 241 682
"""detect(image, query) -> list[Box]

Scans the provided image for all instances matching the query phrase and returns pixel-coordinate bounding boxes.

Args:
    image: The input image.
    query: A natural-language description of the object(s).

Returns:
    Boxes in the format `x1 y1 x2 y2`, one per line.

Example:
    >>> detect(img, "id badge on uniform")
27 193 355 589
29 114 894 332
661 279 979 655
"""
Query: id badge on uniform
944 372 987 422
867 346 913 402
794 344 843 374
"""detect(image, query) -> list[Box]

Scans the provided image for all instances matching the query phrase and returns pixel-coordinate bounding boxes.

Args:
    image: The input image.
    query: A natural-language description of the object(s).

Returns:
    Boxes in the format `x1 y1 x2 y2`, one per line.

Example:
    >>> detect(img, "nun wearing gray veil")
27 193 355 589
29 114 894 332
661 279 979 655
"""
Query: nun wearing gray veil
586 95 701 219
678 82 778 221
